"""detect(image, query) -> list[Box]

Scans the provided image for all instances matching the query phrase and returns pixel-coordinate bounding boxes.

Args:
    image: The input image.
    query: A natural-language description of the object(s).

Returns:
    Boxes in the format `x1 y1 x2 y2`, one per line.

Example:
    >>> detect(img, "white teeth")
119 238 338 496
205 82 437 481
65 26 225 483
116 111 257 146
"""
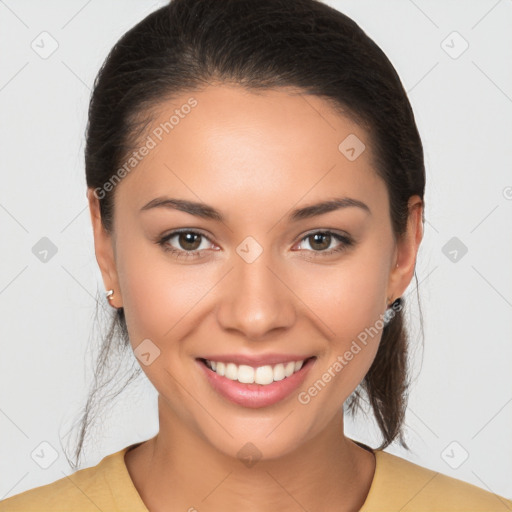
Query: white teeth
237 365 254 384
205 358 308 385
225 363 238 381
273 363 285 381
255 365 274 385
284 361 295 377
216 361 225 376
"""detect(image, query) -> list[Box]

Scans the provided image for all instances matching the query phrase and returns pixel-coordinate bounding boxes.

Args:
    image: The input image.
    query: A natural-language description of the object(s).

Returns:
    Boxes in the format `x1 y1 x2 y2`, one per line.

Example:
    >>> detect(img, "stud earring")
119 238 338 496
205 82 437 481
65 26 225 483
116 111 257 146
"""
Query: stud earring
383 296 402 327
106 289 114 301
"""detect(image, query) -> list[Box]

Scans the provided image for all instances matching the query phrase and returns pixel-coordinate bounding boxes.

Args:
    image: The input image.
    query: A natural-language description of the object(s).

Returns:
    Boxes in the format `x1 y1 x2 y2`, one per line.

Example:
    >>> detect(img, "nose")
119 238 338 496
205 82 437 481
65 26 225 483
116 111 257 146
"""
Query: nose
216 251 297 341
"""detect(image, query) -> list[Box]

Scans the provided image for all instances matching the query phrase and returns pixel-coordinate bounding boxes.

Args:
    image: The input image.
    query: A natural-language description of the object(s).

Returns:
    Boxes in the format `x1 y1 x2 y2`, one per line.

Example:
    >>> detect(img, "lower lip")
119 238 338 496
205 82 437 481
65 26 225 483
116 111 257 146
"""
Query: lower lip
197 357 316 408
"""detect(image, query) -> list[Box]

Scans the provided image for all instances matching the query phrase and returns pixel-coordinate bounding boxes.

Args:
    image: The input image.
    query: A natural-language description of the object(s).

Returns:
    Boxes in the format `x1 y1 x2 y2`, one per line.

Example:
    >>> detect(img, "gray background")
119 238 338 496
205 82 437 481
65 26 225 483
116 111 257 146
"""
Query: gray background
1 0 511 501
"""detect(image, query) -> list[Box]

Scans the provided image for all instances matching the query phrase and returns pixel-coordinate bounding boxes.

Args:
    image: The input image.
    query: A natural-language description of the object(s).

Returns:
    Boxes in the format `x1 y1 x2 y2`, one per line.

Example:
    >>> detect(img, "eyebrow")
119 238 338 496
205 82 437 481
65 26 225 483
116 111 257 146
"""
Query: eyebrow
140 196 371 222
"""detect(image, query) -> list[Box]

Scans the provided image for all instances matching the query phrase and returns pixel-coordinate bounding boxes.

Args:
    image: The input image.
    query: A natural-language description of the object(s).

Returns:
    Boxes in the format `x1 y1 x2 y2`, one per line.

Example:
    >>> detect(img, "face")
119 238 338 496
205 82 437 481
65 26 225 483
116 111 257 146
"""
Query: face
88 84 422 461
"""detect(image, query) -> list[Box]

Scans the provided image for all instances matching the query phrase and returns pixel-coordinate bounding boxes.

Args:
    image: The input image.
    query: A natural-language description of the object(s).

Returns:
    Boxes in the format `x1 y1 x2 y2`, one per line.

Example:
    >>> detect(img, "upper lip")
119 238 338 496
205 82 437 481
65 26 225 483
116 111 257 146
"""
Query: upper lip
199 353 315 367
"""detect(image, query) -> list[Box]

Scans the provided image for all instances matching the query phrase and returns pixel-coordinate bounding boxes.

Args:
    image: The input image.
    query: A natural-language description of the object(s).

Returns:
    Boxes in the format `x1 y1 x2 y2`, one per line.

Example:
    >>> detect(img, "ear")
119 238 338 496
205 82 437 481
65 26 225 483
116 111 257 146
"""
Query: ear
386 195 424 304
87 188 122 308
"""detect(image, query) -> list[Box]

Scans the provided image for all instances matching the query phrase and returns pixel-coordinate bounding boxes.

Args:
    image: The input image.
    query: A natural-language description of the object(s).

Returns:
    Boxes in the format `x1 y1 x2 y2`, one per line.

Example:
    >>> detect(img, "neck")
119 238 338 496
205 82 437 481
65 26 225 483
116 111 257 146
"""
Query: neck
125 399 375 512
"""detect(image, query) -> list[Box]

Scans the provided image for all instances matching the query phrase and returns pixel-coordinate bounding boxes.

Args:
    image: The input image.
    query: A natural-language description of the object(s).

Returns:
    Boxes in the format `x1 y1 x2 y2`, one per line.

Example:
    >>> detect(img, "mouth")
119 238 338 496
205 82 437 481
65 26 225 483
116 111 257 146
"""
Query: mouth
199 357 314 385
196 356 317 408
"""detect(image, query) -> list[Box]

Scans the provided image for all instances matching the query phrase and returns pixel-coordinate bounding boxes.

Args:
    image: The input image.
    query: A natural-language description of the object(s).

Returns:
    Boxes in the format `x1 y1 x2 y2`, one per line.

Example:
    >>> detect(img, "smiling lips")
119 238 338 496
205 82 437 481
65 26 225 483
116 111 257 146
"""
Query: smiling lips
197 355 316 408
204 358 308 385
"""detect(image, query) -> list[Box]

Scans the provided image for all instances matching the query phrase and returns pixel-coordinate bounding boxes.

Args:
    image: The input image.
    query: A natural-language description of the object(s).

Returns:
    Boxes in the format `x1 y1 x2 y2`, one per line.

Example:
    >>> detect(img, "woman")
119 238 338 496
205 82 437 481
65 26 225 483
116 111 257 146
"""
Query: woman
1 0 510 510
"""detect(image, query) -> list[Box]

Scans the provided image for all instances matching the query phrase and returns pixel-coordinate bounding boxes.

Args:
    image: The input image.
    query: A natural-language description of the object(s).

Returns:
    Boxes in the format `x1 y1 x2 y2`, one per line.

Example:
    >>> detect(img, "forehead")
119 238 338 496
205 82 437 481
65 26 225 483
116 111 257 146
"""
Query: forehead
115 84 386 218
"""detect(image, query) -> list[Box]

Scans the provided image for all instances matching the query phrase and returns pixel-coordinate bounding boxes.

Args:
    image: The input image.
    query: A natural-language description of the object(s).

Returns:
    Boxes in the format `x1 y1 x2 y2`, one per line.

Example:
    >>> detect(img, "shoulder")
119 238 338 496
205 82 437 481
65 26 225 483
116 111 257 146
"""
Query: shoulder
0 447 136 512
362 449 512 512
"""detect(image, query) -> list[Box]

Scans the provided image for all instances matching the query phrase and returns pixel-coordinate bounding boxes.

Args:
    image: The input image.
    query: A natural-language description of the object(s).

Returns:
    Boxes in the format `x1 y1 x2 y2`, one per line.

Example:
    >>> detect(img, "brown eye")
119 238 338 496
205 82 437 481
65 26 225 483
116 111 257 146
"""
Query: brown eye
158 230 213 259
177 232 202 251
307 232 332 251
296 230 353 258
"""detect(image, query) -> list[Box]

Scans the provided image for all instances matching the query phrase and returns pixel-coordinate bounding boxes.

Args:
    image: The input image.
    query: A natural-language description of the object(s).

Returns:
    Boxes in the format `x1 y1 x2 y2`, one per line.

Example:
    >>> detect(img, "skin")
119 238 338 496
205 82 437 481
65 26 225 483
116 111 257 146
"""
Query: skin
87 84 423 512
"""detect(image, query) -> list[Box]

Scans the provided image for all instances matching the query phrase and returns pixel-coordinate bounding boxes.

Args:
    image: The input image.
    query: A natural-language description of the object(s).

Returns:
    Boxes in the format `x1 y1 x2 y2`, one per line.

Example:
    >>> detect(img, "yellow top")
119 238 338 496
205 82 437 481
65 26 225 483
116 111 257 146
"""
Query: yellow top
1 441 511 511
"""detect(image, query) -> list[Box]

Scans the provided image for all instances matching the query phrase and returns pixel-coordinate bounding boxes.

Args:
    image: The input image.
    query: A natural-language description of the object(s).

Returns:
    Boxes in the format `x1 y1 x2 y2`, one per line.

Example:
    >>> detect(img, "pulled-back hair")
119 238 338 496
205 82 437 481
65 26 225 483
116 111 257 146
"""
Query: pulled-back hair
67 0 425 470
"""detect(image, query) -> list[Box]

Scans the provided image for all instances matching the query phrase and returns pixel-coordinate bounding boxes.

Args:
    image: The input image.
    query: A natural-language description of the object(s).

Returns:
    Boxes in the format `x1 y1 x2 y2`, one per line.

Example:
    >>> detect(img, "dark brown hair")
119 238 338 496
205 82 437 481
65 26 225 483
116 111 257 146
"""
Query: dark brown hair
65 0 425 470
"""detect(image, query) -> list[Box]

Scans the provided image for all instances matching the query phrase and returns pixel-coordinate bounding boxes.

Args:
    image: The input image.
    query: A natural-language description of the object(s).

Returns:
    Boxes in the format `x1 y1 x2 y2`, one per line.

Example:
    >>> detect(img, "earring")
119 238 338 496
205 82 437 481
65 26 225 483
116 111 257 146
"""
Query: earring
105 289 122 311
383 296 402 327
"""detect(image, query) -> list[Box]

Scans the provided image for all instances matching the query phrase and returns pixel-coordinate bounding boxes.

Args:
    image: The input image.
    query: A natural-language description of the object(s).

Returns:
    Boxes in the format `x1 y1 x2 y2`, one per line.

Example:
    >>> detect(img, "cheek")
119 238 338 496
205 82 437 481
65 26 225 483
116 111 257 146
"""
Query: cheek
115 239 205 347
298 243 391 398
303 249 390 340
115 246 218 405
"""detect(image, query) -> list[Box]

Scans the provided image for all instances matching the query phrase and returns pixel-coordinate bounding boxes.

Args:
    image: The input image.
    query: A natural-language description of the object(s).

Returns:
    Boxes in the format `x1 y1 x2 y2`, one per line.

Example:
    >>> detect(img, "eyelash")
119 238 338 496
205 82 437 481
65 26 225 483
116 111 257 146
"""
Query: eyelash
156 228 354 261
